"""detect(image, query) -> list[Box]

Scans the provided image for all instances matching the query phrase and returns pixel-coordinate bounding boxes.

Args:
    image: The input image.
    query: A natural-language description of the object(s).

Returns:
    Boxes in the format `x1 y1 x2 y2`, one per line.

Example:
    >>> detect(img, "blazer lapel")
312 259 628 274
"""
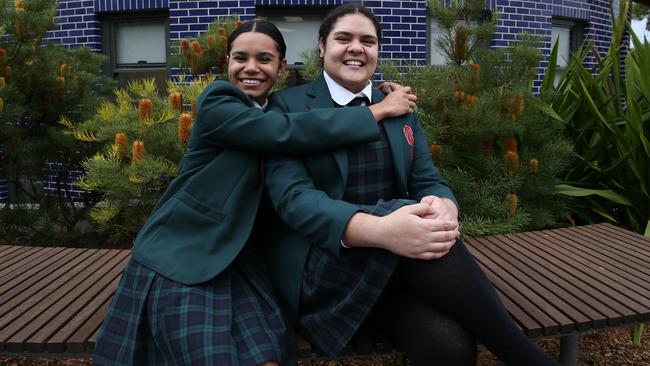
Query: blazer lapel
372 89 409 196
305 74 349 197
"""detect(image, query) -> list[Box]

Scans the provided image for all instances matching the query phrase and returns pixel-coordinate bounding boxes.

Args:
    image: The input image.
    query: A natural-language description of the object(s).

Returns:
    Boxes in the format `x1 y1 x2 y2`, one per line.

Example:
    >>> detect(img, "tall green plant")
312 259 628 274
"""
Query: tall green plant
539 0 650 235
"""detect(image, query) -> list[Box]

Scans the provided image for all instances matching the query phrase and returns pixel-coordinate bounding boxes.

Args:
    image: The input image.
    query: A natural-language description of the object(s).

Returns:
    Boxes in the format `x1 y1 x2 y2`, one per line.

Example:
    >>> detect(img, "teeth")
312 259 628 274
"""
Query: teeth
344 60 363 66
242 79 261 85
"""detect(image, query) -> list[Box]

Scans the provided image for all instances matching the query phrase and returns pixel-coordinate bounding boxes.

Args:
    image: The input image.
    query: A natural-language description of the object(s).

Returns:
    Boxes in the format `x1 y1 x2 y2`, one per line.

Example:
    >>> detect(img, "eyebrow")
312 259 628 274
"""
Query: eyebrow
230 50 276 58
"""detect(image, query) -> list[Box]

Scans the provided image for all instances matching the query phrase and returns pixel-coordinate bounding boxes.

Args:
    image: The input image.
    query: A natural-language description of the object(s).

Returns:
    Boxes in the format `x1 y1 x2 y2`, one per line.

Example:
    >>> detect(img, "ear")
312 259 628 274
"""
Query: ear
278 58 287 76
318 38 325 57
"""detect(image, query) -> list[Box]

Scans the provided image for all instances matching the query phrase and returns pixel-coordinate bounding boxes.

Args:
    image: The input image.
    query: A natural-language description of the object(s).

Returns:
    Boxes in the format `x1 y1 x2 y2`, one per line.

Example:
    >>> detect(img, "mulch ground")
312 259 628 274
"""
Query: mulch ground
0 326 647 366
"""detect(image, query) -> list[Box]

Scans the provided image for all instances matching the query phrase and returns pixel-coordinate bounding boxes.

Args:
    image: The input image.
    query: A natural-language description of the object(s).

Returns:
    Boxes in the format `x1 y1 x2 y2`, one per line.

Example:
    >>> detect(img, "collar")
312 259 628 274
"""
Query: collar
323 71 373 106
252 99 268 111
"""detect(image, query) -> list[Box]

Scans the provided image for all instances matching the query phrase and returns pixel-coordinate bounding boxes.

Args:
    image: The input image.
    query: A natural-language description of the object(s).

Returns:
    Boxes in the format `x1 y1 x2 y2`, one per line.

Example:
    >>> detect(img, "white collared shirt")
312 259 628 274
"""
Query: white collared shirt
253 99 268 111
323 71 373 106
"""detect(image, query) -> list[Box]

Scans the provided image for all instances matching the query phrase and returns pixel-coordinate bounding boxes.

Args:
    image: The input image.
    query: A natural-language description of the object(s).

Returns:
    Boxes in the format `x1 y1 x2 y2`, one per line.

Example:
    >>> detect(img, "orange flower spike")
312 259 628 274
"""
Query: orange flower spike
505 137 518 153
181 39 192 58
15 7 26 40
516 91 525 116
191 101 197 118
505 150 519 174
56 76 65 96
178 113 192 143
464 95 477 108
429 144 443 161
452 90 465 103
0 76 5 89
0 97 4 114
0 48 6 61
530 159 539 175
132 140 145 161
15 0 24 8
436 98 447 114
235 20 243 28
453 24 469 64
114 132 128 160
218 26 226 36
139 98 153 121
191 40 202 55
4 66 11 79
168 92 182 111
206 34 217 51
469 63 481 74
219 35 228 45
505 194 518 217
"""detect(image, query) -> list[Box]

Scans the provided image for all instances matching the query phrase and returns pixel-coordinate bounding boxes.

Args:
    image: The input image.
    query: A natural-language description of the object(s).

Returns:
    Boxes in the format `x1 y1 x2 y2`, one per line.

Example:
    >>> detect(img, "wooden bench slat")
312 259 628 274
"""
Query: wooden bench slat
469 244 559 335
0 249 111 352
580 224 650 258
493 287 544 337
518 232 648 319
475 235 621 329
0 249 94 319
47 270 124 353
0 247 61 280
531 230 650 304
470 238 574 333
21 251 131 353
79 297 114 354
0 246 36 273
551 228 650 278
478 236 601 331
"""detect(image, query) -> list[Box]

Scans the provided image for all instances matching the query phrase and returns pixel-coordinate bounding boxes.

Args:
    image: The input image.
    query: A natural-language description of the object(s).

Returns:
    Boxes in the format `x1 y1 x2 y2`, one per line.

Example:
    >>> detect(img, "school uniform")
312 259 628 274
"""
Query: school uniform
92 81 382 366
264 73 457 356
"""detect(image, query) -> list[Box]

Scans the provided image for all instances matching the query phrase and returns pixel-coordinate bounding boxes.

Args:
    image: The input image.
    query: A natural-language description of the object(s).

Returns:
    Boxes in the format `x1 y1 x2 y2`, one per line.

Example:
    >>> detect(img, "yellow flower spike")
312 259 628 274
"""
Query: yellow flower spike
168 92 182 111
505 150 519 174
0 76 5 89
139 98 153 122
15 0 24 8
0 97 4 114
15 7 26 40
178 113 192 143
56 76 65 96
469 63 481 74
530 159 539 175
452 90 465 103
505 194 518 217
131 140 145 161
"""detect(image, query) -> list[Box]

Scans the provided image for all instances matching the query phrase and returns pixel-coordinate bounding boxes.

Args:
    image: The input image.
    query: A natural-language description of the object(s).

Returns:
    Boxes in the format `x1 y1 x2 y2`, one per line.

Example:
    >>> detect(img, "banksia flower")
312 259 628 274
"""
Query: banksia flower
59 62 69 76
505 137 517 153
169 92 182 111
178 113 192 143
464 95 477 108
429 144 442 161
530 159 539 175
181 39 192 58
453 90 465 103
114 132 128 160
0 97 4 113
436 98 447 114
0 76 5 89
4 66 12 78
132 140 145 161
218 26 226 36
56 76 65 96
235 20 243 28
191 101 197 118
505 194 518 217
206 34 217 51
15 0 24 8
0 48 6 61
505 150 519 174
469 63 480 74
191 40 202 54
15 7 26 40
511 91 525 119
453 24 469 64
139 98 152 121
219 35 228 45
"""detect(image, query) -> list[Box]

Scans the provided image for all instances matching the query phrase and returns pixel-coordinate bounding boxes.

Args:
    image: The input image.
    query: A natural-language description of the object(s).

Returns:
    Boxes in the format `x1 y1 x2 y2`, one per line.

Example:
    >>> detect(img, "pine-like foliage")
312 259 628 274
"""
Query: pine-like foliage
0 0 115 244
381 0 573 237
61 76 215 243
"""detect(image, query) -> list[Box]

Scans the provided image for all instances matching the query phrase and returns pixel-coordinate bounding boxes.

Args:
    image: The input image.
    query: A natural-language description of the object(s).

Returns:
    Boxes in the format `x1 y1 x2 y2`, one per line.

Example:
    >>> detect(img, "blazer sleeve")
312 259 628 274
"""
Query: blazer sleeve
265 153 359 258
406 113 459 209
193 81 380 153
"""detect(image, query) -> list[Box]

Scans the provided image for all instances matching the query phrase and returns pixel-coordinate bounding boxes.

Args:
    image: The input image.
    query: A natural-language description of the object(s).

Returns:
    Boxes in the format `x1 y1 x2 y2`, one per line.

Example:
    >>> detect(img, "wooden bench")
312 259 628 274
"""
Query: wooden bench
0 223 648 365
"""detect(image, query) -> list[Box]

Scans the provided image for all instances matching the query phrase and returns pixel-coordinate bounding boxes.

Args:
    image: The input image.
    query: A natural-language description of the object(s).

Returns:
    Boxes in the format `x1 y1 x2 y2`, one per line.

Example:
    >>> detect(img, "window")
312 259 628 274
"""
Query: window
551 19 584 85
257 6 332 86
101 11 169 92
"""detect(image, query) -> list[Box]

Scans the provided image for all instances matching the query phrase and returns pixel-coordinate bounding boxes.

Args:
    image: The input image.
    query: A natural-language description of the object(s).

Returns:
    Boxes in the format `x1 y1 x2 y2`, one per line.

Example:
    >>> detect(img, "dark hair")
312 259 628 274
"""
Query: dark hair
227 19 287 59
318 4 382 46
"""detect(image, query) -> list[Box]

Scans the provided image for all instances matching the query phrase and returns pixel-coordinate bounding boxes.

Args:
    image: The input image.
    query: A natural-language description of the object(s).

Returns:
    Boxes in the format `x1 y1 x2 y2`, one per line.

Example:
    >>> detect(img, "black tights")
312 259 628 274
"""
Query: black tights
373 240 558 366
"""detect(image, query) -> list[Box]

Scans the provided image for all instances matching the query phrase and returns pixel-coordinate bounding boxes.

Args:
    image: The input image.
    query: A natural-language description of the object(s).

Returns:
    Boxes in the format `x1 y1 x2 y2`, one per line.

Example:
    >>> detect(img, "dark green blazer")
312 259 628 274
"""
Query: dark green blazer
264 74 457 322
131 81 381 285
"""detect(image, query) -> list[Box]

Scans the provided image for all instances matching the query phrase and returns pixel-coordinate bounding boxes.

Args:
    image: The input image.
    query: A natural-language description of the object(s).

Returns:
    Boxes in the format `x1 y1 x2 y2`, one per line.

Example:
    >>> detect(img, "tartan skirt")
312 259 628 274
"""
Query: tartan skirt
93 245 295 366
297 199 411 356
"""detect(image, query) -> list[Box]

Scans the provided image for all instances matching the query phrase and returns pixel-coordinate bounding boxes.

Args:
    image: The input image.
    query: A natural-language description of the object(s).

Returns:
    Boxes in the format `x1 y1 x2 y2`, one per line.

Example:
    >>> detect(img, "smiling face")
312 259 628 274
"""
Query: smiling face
227 32 287 105
319 13 379 94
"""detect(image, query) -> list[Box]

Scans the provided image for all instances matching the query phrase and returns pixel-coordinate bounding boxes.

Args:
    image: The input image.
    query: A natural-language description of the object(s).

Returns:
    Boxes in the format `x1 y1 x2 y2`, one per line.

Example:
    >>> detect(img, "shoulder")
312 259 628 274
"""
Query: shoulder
197 80 252 105
272 82 310 99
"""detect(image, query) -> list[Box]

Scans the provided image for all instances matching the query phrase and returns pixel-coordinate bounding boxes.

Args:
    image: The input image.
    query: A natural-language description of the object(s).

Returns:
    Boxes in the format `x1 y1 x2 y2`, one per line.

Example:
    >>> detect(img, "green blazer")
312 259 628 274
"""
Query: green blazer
264 74 457 321
131 81 381 285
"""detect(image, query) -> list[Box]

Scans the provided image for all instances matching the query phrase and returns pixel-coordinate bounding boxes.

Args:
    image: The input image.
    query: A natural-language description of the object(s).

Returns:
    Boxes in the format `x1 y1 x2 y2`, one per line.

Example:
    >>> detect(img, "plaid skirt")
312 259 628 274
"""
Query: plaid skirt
297 199 411 356
93 245 295 366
